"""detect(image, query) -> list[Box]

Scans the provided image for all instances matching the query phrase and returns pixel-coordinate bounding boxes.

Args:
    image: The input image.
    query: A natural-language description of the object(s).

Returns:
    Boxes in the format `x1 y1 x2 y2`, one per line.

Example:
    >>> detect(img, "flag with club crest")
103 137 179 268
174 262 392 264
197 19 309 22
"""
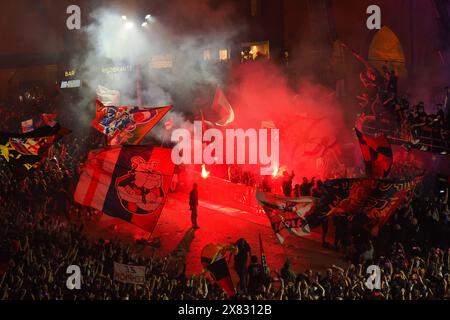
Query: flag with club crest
74 146 174 233
92 100 172 146
256 190 317 244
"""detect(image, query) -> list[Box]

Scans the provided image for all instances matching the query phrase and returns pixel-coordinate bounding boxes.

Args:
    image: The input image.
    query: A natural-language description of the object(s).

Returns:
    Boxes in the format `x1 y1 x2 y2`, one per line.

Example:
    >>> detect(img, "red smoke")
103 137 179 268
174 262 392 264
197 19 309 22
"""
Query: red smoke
226 60 354 181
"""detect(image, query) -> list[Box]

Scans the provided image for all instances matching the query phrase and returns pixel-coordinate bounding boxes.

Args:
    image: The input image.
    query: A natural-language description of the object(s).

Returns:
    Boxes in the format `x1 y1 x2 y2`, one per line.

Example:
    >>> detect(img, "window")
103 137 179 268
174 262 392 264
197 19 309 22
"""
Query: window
150 55 173 69
203 49 211 61
241 41 270 61
219 49 230 61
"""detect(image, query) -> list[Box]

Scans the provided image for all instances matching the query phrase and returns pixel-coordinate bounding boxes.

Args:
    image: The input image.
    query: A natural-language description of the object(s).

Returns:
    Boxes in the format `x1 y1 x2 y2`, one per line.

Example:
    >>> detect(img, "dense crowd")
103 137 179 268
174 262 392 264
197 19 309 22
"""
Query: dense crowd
1 91 450 300
358 65 450 154
1 169 449 300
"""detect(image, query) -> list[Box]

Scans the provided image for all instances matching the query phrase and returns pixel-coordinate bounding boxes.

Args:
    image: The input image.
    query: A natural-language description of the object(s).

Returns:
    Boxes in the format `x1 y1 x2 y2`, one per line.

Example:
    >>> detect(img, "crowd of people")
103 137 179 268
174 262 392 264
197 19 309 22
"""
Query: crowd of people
358 63 450 154
0 86 450 300
1 138 448 301
2 170 449 301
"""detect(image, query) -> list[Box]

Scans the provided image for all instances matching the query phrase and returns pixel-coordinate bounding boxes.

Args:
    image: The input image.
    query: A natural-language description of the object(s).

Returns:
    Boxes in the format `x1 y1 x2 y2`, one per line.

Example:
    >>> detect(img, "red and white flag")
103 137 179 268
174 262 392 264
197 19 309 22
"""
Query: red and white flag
207 87 235 127
74 146 175 233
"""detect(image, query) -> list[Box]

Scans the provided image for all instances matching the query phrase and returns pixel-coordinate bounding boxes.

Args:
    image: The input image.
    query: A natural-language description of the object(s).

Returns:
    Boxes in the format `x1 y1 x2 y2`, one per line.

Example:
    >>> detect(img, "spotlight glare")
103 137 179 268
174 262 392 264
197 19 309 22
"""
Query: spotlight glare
125 21 135 29
121 15 127 21
145 14 152 20
141 22 148 27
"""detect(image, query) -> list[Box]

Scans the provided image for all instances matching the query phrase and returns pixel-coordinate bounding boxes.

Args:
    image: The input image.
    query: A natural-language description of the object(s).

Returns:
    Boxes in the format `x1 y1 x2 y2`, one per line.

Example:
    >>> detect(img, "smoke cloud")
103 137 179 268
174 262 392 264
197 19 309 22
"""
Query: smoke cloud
65 1 356 179
68 1 240 133
227 60 353 180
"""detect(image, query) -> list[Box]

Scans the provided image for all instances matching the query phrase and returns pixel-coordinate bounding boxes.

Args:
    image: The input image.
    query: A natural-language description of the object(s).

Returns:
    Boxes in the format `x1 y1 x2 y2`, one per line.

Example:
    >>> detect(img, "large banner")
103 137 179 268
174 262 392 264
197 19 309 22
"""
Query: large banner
258 177 422 241
0 124 70 170
92 100 171 145
74 146 175 233
113 262 146 285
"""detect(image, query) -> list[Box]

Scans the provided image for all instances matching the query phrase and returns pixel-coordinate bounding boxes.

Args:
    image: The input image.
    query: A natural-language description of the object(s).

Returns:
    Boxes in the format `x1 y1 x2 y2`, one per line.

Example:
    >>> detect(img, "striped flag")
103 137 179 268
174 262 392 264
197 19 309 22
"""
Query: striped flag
0 124 70 170
74 146 175 233
355 128 393 178
207 258 236 297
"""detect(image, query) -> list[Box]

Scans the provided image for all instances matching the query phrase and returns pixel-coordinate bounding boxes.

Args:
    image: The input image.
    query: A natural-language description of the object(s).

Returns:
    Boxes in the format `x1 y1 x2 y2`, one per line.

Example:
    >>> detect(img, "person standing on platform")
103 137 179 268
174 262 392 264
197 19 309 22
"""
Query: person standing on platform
189 183 199 229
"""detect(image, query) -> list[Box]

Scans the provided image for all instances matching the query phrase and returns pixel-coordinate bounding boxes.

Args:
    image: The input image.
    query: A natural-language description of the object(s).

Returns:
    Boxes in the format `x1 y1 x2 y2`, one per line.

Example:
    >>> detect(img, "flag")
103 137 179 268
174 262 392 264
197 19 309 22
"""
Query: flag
256 190 317 244
362 178 421 235
207 258 236 297
21 119 34 133
41 113 57 127
301 178 359 229
92 100 172 146
326 179 377 217
200 244 238 268
0 124 70 170
355 128 393 178
74 146 175 233
303 137 338 157
22 114 58 133
323 178 420 235
204 87 235 127
201 244 228 268
96 85 120 106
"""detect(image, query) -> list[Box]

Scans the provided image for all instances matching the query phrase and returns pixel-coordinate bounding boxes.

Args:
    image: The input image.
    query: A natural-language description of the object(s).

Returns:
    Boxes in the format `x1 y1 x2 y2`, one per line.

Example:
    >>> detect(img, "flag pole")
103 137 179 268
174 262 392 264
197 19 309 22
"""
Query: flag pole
259 234 269 276
136 65 142 106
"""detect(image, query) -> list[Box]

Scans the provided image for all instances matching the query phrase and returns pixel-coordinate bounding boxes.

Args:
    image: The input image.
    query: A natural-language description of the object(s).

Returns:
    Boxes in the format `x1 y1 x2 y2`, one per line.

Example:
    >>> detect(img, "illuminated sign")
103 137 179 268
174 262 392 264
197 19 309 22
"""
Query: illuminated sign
64 70 77 78
60 79 81 89
101 65 133 74
150 55 173 69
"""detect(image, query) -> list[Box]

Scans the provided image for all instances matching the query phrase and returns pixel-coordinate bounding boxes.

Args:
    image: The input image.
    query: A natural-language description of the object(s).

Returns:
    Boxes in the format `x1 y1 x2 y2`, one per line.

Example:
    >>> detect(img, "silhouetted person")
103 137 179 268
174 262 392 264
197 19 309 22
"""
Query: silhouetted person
280 259 296 284
247 255 263 294
282 171 295 197
189 183 199 229
300 177 315 196
387 70 398 96
294 184 300 198
234 238 251 291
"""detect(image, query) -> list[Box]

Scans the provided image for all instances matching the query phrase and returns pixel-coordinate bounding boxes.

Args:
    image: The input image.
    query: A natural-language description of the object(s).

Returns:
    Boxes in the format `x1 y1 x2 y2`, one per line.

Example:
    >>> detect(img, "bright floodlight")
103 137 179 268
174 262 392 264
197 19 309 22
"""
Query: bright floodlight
141 22 148 27
145 14 152 20
121 15 127 21
125 21 135 29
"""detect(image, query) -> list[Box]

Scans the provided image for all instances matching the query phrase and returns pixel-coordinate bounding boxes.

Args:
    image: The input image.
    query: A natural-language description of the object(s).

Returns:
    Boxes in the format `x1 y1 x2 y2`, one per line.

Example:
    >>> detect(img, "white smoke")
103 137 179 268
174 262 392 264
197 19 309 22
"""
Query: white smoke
69 1 241 140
